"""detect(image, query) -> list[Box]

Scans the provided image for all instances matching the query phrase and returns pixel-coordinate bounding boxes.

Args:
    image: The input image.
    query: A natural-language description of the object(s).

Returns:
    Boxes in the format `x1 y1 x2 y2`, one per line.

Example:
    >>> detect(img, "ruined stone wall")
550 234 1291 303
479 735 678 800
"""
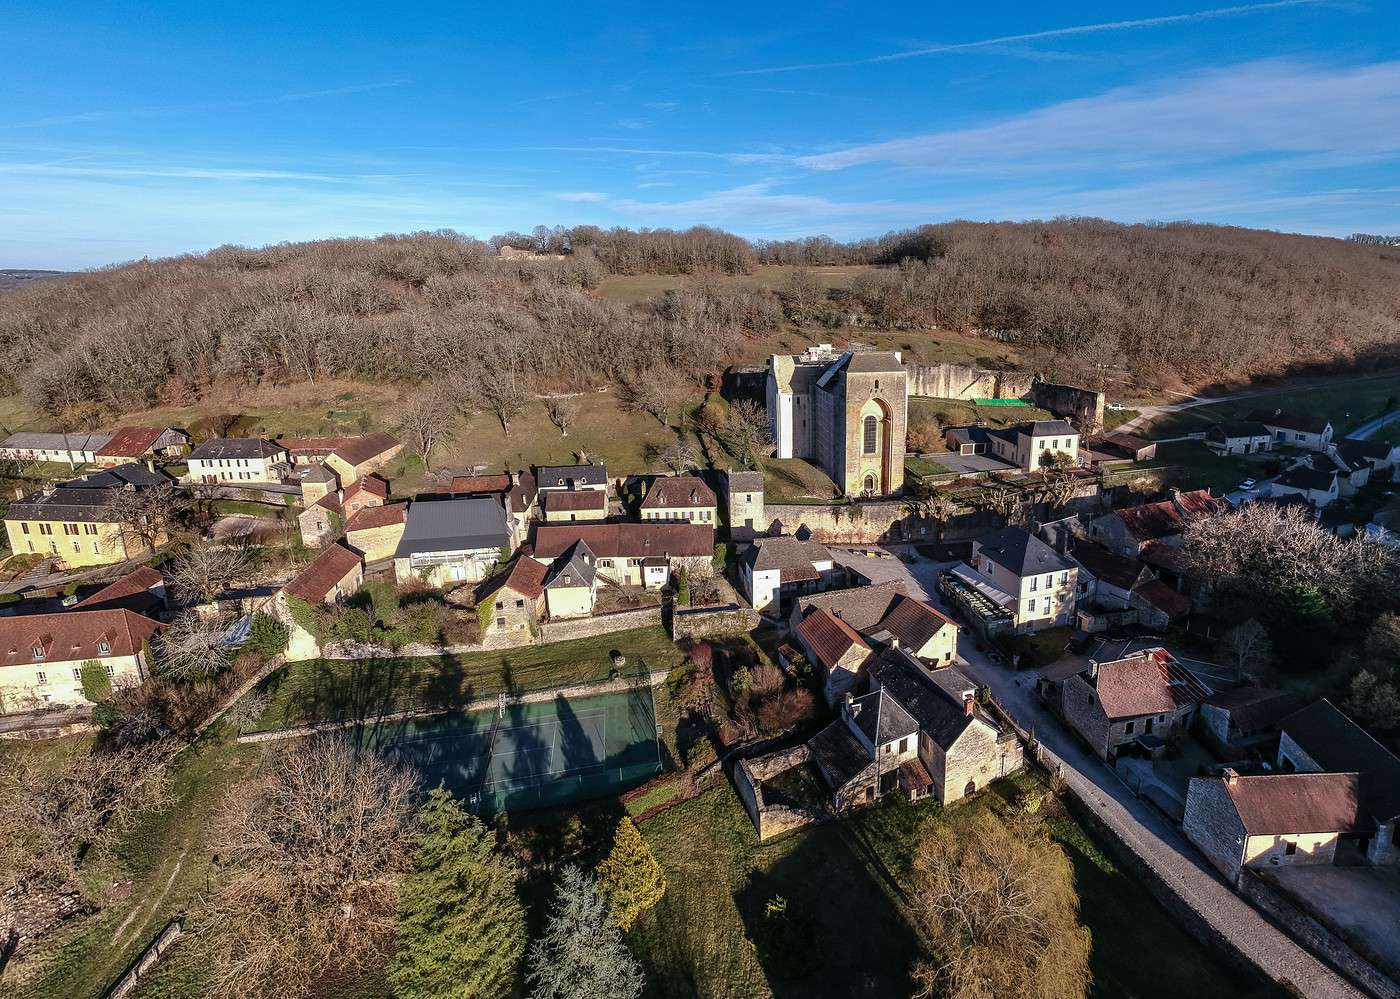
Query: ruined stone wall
672 604 761 642
1033 381 1106 430
907 363 1035 400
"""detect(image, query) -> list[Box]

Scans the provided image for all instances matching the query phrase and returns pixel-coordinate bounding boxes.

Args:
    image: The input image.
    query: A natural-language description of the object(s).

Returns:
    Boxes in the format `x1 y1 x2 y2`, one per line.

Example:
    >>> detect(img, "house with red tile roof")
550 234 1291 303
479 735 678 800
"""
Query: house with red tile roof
74 566 167 616
344 502 408 563
795 607 872 704
475 557 550 639
0 608 162 710
1087 488 1223 558
640 475 718 525
529 522 712 589
274 543 364 660
94 426 188 467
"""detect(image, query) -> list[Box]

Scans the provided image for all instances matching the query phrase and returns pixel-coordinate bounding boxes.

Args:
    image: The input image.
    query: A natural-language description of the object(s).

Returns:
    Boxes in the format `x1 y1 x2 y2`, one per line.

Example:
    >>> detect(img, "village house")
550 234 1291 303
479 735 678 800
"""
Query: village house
446 470 539 537
1204 421 1274 456
1269 464 1339 508
0 607 162 712
723 469 765 541
1083 431 1157 466
536 463 608 492
1087 488 1221 558
640 475 718 525
741 535 840 614
1184 770 1374 886
393 497 513 587
529 522 712 589
794 607 872 704
540 489 608 523
1247 409 1334 451
93 426 188 467
1196 686 1306 758
187 437 288 484
298 475 391 548
344 501 408 563
807 649 1022 809
541 540 599 619
74 566 168 617
0 431 113 466
791 582 958 669
4 467 172 568
947 527 1077 634
1306 447 1371 496
1336 437 1399 474
274 542 364 661
476 557 549 638
1047 648 1211 762
326 432 402 484
984 420 1080 471
1061 537 1192 629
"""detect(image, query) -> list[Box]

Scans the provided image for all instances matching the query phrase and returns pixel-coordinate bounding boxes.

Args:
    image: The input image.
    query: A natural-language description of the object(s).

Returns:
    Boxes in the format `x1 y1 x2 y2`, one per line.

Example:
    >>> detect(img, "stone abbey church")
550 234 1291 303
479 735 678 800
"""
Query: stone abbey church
766 345 909 498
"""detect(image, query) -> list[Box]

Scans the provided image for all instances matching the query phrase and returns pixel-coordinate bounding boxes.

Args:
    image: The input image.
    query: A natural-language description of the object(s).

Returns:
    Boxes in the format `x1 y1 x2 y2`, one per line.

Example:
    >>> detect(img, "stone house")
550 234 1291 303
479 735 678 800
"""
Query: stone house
723 470 765 541
344 502 408 562
1084 431 1156 465
741 535 840 614
541 540 599 619
393 497 513 587
529 522 712 589
1276 699 1400 865
984 420 1080 472
1196 686 1306 758
954 527 1077 633
476 557 548 638
4 465 173 569
324 433 401 485
274 542 364 661
536 463 608 492
1204 421 1274 456
640 475 717 525
1247 409 1334 452
808 650 1022 809
74 566 168 616
767 346 908 497
794 607 873 705
541 489 608 523
793 582 958 666
0 608 161 712
1087 488 1221 558
1269 464 1339 508
187 437 288 484
94 426 188 467
1183 770 1373 886
1053 648 1211 762
296 464 339 507
298 475 390 549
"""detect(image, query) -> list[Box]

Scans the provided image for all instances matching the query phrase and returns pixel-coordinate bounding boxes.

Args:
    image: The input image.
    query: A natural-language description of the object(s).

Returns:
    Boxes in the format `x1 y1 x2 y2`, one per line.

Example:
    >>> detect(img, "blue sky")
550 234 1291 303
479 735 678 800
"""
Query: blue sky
4 1 1399 268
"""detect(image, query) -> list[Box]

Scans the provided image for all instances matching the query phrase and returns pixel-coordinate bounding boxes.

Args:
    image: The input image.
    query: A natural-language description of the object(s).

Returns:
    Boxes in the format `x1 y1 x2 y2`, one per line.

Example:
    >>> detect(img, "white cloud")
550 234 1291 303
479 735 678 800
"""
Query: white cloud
716 1 1329 76
799 61 1400 173
555 191 608 202
616 117 652 130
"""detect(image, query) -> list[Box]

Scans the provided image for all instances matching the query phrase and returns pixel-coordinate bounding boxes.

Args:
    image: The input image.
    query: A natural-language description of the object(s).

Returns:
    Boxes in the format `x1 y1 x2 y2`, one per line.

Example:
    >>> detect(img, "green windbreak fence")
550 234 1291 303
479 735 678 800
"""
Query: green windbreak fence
360 681 662 815
972 398 1032 406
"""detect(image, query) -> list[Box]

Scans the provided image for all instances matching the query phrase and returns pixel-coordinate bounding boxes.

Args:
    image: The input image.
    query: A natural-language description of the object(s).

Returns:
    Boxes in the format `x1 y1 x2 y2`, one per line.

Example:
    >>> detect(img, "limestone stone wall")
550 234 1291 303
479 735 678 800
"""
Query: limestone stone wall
538 605 661 644
907 363 1035 400
1183 777 1246 883
1033 381 1106 430
672 603 760 642
942 726 1024 805
764 500 910 544
734 743 829 841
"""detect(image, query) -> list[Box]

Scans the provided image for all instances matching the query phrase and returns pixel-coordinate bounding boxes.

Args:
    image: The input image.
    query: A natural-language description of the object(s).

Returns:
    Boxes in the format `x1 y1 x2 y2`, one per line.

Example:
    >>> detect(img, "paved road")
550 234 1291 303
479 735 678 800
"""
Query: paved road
833 546 1365 998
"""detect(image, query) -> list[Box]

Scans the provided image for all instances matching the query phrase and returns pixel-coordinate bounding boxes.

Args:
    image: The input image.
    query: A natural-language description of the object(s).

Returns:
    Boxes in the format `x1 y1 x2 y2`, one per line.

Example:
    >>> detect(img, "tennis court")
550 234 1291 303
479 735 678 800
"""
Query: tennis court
357 682 662 813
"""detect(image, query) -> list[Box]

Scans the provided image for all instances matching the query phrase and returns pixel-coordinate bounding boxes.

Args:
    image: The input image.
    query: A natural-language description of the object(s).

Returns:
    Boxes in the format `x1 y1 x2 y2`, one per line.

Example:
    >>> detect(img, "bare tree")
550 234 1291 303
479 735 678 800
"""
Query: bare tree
723 399 774 467
0 740 175 898
200 737 415 999
1216 619 1273 682
904 486 960 539
909 810 1091 999
168 541 254 605
545 396 578 438
393 386 457 467
658 437 698 474
100 479 186 555
156 611 235 680
478 377 528 437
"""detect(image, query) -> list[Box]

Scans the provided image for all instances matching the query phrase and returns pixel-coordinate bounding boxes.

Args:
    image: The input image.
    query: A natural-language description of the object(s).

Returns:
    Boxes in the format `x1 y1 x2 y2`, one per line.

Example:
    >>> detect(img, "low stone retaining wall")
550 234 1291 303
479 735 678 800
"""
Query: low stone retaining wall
539 605 661 644
1240 872 1400 999
733 743 828 842
104 918 183 999
672 603 759 641
238 668 672 744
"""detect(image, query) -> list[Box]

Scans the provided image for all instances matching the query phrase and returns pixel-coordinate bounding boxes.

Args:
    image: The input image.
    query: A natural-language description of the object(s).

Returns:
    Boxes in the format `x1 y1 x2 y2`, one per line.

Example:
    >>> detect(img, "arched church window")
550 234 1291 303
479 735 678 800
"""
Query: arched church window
864 474 876 494
863 415 877 454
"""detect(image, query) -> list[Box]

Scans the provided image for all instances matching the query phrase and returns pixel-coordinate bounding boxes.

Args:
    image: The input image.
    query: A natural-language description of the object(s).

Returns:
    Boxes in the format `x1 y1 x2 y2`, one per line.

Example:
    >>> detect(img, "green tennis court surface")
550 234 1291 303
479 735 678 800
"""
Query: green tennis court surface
355 684 661 813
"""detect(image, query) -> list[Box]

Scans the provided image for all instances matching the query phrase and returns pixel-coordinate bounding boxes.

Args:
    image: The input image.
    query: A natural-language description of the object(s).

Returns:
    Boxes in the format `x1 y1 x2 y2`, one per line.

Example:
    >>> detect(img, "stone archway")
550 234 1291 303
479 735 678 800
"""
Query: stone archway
856 397 893 496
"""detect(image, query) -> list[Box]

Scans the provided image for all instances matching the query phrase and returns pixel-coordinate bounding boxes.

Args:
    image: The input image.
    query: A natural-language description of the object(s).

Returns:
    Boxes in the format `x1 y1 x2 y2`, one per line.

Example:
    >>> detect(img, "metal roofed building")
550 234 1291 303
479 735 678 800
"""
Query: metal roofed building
393 497 513 587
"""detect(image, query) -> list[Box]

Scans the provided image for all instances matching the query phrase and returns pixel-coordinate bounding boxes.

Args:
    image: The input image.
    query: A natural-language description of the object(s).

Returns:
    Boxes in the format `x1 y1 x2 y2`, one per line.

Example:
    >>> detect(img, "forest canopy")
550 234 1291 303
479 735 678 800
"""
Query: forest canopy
3 219 1399 421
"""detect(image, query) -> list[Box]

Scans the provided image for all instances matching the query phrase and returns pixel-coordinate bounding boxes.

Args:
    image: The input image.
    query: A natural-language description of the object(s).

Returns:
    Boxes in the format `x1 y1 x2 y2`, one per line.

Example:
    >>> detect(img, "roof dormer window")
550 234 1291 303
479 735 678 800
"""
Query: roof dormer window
32 645 45 660
98 639 110 655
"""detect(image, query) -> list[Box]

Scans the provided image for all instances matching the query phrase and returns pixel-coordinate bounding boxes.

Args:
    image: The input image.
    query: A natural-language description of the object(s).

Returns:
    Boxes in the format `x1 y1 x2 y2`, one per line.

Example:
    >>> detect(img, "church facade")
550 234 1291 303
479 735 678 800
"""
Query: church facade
766 345 908 498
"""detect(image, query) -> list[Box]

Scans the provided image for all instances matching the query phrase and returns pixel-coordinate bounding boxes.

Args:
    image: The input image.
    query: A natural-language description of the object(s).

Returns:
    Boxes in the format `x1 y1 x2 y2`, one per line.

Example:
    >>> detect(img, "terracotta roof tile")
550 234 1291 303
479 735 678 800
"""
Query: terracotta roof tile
640 475 717 510
0 608 162 665
94 426 164 458
345 501 407 533
543 490 608 512
795 608 869 671
477 556 550 602
75 566 164 612
281 543 362 604
1093 648 1210 719
531 522 712 559
330 432 400 467
1222 772 1367 835
876 596 956 651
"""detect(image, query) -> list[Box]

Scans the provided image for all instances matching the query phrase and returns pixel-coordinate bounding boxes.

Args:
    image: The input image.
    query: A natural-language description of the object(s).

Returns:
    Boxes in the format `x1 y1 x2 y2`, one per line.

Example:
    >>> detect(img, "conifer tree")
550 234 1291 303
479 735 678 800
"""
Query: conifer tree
389 788 526 999
526 866 644 999
595 816 667 931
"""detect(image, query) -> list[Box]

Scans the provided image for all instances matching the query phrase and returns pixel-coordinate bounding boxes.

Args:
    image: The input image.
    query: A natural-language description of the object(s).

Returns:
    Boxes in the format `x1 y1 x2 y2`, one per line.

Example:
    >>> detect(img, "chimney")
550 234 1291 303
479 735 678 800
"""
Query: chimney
963 692 975 717
1222 767 1239 785
1087 660 1099 682
146 459 156 473
845 691 859 718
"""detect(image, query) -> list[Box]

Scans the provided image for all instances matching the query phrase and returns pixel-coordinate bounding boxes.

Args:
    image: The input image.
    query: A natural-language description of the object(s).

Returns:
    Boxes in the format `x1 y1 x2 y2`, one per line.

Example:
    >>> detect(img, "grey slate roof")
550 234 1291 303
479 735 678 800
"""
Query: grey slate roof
1247 409 1331 435
1207 421 1272 442
0 431 113 452
844 350 905 374
808 717 875 789
394 497 510 558
1275 465 1336 492
62 463 166 489
726 470 765 492
1023 420 1076 437
1338 438 1392 463
544 539 597 590
869 652 981 751
1281 700 1400 822
851 687 919 746
796 581 906 632
536 463 608 489
976 526 1074 577
188 437 285 461
8 487 122 523
743 535 831 577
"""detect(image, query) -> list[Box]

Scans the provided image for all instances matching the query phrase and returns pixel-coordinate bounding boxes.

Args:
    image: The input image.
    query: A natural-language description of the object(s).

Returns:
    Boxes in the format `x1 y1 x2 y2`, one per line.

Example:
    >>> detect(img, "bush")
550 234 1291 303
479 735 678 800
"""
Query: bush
79 659 111 703
246 613 290 657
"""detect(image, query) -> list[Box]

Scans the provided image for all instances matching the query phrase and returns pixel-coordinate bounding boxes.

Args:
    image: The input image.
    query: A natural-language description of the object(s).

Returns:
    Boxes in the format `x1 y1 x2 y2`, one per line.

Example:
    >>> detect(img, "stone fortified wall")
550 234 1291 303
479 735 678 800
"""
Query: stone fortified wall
906 363 1036 401
1033 381 1106 430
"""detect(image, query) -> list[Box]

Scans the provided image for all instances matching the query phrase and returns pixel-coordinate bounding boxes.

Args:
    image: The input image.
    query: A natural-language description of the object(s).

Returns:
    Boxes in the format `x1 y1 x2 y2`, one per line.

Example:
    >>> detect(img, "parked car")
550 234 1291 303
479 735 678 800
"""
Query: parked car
1238 478 1257 491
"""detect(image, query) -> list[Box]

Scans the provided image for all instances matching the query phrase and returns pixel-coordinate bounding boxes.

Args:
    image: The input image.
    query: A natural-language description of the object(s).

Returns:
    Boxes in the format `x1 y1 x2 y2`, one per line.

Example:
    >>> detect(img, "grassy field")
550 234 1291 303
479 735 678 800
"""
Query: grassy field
1137 440 1272 493
1141 373 1400 440
253 625 686 731
761 457 843 504
630 776 1274 999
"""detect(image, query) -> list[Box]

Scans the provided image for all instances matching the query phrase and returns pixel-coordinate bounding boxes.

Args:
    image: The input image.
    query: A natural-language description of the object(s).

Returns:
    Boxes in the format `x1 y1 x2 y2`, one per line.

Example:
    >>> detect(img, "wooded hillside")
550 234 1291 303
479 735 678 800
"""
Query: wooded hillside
3 220 1399 423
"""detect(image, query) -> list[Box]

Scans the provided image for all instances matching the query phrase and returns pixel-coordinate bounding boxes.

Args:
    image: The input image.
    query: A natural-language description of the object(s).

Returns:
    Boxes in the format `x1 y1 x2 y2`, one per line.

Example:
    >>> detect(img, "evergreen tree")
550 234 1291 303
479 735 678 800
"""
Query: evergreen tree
595 817 667 931
389 788 526 999
527 866 644 999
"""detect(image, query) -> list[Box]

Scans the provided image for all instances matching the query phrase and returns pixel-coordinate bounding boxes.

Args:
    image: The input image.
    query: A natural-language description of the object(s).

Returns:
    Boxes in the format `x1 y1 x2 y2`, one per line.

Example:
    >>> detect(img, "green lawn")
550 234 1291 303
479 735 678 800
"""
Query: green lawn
631 777 1277 999
253 625 686 731
1137 440 1272 493
761 457 842 504
1142 373 1400 440
909 396 1054 429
